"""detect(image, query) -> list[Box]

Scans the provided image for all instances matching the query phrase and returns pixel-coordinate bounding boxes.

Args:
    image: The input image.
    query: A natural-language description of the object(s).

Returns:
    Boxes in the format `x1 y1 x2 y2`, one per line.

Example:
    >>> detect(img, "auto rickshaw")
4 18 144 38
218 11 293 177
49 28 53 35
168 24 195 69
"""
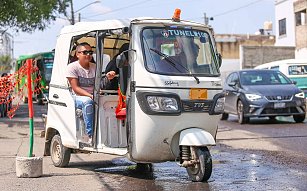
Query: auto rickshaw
44 10 224 182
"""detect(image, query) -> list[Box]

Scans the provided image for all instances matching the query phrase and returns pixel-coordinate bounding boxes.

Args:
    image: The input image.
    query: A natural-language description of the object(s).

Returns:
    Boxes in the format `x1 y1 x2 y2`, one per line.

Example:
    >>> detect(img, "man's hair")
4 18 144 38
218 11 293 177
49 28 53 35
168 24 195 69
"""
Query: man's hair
118 43 129 59
76 42 92 52
192 43 200 53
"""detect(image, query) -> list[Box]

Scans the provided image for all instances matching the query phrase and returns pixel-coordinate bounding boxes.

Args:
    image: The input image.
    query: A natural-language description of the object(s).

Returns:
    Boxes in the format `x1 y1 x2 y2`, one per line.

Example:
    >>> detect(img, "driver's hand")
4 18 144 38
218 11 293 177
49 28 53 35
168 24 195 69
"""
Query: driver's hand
106 71 116 80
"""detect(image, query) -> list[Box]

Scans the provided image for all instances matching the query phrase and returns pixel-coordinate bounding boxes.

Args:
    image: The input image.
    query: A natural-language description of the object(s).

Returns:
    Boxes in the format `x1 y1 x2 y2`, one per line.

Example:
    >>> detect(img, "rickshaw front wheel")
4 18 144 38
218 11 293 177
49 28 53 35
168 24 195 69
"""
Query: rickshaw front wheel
50 134 71 167
186 147 212 182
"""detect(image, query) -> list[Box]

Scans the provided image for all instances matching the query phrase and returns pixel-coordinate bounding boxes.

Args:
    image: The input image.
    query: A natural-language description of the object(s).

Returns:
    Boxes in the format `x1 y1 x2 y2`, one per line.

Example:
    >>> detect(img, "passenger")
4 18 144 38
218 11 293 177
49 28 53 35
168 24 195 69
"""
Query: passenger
156 40 188 73
103 43 129 90
66 42 116 142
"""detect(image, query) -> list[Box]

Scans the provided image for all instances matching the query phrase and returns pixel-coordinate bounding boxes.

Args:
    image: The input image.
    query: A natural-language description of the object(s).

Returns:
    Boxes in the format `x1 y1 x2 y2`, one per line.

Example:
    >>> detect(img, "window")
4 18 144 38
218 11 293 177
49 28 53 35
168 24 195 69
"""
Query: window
288 65 307 75
141 28 220 76
295 10 306 26
271 66 279 71
279 18 286 36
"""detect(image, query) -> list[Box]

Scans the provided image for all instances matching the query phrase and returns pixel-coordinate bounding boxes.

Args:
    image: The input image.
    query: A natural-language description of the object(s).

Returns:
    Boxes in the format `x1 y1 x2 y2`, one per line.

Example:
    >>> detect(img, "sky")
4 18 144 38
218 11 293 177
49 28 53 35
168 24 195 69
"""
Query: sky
11 0 275 59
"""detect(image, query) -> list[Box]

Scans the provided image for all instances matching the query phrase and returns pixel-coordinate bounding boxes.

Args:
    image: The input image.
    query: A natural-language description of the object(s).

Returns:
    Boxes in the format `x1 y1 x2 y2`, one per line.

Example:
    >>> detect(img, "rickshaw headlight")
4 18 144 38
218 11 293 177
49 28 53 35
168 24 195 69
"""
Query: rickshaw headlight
147 96 179 111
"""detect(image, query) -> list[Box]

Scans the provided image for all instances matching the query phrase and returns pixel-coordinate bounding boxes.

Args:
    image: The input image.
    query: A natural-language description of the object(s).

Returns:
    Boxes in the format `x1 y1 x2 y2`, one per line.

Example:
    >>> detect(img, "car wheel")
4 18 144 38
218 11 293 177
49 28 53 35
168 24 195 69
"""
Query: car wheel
293 114 305 123
220 113 229 120
237 100 249 124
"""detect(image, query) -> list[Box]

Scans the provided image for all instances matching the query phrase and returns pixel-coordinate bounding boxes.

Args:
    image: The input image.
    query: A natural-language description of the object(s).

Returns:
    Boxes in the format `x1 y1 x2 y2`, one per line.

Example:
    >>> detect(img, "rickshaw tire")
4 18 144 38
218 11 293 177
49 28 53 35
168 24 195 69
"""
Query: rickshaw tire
187 147 212 182
50 134 71 167
37 99 44 105
136 163 153 172
22 96 28 103
293 114 305 123
220 113 229 120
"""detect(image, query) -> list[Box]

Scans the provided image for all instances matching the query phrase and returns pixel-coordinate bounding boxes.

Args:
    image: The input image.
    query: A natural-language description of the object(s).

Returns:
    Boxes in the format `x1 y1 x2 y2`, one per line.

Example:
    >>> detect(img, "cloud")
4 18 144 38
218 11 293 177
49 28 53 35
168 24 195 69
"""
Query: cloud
90 4 112 15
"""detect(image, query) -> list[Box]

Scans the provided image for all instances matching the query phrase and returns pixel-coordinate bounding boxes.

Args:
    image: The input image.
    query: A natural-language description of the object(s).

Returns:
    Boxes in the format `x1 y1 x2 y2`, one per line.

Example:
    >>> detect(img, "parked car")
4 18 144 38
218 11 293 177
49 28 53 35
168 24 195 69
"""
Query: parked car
221 69 306 124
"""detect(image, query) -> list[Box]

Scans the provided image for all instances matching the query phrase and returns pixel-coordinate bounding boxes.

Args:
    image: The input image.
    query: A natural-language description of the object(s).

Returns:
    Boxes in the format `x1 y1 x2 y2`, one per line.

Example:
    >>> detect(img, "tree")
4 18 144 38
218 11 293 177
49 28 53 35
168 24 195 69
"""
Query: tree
0 0 70 33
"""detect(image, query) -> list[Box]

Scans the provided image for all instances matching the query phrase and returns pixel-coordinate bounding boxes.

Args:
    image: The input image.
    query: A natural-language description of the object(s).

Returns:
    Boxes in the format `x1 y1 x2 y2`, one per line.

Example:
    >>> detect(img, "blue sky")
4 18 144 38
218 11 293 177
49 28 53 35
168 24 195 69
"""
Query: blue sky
12 0 275 58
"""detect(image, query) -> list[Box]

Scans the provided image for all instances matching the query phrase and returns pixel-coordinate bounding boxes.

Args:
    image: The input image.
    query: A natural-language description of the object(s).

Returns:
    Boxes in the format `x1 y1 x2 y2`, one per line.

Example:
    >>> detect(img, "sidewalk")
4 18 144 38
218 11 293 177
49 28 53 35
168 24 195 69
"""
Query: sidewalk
0 112 116 191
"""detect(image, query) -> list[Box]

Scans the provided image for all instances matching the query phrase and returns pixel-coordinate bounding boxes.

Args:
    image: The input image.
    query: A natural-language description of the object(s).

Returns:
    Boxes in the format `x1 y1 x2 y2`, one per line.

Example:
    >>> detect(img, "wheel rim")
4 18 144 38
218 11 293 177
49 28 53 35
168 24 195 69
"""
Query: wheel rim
51 140 61 163
188 162 200 175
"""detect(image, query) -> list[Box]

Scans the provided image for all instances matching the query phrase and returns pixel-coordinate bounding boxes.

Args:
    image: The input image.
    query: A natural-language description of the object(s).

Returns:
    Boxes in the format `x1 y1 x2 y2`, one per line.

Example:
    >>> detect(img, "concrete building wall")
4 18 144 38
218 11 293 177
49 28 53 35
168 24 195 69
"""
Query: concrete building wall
240 46 295 69
275 0 296 46
294 0 307 58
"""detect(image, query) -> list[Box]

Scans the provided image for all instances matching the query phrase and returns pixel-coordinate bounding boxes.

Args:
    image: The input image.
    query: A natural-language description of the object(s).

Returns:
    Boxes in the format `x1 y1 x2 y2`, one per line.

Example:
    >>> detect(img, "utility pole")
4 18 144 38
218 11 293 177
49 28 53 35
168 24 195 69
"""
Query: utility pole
203 12 213 25
70 0 75 25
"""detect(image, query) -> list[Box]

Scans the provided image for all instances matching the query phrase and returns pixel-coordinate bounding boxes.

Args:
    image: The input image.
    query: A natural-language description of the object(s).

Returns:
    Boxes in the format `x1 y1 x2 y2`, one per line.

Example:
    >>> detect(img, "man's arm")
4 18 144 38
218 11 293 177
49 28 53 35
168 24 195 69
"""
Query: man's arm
67 77 93 99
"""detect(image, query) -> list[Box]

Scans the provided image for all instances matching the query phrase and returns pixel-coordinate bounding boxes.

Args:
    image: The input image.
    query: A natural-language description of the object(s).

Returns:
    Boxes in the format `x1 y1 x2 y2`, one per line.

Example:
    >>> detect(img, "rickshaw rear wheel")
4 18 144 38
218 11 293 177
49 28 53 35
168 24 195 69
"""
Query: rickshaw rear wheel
50 134 71 167
220 113 229 120
186 147 212 182
22 96 28 103
136 163 153 171
293 114 305 123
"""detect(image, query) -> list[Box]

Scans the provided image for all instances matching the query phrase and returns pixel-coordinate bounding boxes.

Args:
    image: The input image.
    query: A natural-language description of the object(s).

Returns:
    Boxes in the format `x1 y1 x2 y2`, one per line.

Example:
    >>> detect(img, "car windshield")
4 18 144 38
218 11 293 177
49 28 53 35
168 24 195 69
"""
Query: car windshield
240 70 292 85
141 27 220 76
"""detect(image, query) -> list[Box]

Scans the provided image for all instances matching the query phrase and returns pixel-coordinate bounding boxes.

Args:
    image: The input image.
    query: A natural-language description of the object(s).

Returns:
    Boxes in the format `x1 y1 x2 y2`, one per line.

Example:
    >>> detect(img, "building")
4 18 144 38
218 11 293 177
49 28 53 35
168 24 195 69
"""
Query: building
0 30 13 58
294 0 307 58
275 0 296 46
275 0 307 59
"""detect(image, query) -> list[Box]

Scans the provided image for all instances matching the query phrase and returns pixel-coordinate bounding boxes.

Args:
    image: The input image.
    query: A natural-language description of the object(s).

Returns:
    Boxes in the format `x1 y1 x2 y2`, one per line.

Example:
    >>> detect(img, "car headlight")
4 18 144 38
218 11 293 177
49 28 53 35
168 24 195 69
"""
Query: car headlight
295 92 305 98
246 94 262 101
147 96 178 111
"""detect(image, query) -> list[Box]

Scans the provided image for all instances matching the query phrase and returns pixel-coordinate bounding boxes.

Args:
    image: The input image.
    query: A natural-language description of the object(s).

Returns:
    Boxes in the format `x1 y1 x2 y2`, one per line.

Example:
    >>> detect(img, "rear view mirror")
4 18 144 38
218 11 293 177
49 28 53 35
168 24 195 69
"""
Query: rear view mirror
116 51 128 68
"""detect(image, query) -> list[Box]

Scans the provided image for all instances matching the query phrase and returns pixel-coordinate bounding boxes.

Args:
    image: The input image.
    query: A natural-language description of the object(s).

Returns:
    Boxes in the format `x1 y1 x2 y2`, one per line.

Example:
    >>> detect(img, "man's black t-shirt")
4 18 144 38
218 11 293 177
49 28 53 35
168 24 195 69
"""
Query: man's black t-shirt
104 57 119 90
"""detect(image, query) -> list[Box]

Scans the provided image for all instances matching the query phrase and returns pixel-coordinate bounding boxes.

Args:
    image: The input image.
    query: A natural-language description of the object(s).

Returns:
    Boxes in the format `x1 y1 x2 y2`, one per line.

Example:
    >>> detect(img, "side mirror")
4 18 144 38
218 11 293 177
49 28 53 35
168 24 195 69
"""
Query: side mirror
217 53 222 68
292 80 297 85
228 81 236 87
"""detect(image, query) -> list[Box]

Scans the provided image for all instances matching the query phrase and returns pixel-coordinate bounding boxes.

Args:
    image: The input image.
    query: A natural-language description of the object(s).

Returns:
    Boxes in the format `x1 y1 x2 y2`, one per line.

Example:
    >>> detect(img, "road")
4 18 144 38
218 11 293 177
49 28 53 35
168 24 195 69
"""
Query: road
0 103 307 190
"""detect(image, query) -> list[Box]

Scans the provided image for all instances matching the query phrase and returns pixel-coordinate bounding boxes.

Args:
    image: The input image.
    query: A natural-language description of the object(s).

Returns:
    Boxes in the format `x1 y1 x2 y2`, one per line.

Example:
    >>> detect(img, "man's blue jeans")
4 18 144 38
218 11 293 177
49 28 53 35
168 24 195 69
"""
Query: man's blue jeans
74 96 94 136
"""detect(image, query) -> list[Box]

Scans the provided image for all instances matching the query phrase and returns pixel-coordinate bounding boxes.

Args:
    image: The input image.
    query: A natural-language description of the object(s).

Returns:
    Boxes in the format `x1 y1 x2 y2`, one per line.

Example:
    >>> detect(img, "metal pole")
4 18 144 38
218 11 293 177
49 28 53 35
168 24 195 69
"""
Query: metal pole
70 0 75 25
27 59 34 157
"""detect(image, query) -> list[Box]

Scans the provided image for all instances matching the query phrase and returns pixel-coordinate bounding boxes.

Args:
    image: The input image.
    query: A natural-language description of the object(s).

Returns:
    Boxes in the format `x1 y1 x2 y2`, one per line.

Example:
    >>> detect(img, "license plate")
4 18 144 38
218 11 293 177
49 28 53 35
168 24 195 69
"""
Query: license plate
189 88 207 100
274 102 285 109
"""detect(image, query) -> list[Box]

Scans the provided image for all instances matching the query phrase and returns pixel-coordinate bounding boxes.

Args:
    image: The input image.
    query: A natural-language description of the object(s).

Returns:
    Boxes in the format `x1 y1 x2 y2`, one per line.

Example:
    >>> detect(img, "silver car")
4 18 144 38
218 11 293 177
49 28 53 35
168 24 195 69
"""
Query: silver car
221 69 306 124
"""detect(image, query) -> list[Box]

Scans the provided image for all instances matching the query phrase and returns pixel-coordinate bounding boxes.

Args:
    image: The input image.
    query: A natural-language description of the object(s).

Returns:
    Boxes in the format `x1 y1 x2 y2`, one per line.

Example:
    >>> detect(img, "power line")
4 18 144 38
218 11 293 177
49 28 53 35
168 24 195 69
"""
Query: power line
212 0 265 18
85 0 155 19
185 0 265 23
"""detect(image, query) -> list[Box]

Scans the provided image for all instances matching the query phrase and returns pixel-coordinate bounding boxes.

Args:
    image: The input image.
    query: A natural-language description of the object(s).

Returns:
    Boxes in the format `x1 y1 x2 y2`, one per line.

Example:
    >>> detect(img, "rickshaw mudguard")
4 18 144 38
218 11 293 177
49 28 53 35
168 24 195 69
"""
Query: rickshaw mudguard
179 128 216 146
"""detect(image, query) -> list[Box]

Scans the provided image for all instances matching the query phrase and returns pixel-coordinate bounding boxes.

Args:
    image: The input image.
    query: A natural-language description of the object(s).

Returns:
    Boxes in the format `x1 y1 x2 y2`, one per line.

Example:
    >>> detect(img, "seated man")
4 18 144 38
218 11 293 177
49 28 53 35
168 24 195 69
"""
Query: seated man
102 43 129 90
66 42 116 142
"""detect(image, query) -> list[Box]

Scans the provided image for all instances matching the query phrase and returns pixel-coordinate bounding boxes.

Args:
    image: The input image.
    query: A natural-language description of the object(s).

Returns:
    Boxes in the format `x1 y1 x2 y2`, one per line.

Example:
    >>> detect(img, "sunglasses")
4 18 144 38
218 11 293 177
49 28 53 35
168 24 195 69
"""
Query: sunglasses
78 50 94 55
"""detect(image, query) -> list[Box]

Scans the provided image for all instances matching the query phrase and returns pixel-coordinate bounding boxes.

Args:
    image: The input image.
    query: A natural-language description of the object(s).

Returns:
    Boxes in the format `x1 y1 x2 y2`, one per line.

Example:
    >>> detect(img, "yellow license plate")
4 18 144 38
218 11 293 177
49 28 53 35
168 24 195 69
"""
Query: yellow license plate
189 88 207 100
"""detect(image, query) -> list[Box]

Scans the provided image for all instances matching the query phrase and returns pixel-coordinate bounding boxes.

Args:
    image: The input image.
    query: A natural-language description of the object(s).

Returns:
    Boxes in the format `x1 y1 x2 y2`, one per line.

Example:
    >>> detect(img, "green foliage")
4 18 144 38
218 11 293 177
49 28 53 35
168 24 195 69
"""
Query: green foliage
0 0 70 33
0 55 12 71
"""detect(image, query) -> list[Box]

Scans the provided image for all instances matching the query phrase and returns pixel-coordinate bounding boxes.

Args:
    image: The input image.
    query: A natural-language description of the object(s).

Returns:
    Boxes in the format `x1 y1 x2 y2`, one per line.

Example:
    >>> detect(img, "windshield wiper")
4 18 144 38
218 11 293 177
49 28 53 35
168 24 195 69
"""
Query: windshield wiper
149 48 200 84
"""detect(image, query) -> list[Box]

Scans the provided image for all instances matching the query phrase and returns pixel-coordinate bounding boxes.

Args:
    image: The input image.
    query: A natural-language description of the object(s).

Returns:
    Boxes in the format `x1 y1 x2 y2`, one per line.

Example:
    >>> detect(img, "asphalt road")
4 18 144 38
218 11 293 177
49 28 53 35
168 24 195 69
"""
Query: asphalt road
0 103 307 190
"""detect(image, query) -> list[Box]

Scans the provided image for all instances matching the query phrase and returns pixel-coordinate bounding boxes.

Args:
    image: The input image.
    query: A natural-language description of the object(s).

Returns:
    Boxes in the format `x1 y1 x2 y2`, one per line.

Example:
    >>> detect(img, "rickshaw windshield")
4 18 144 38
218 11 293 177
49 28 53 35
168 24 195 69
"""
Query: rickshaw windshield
43 58 53 83
142 27 220 76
